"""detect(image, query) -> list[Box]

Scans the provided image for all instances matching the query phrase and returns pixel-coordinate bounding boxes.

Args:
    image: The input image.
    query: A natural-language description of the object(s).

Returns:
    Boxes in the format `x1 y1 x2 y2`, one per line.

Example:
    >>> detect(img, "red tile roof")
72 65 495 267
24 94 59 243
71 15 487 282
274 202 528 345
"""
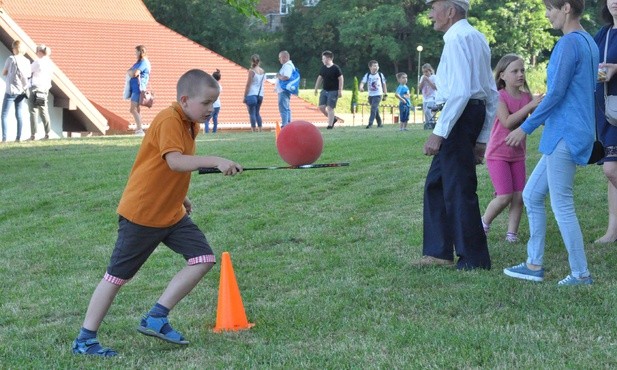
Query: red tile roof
257 0 281 14
2 0 326 132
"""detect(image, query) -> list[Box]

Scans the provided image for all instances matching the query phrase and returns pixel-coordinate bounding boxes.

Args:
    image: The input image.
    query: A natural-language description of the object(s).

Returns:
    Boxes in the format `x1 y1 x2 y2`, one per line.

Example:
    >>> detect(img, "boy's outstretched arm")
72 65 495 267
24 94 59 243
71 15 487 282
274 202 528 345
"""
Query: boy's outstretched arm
165 151 242 176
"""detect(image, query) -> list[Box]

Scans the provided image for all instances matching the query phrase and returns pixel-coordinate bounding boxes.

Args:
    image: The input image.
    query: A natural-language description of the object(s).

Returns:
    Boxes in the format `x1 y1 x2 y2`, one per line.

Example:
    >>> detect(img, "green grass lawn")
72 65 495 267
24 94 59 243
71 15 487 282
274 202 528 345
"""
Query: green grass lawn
1 125 616 368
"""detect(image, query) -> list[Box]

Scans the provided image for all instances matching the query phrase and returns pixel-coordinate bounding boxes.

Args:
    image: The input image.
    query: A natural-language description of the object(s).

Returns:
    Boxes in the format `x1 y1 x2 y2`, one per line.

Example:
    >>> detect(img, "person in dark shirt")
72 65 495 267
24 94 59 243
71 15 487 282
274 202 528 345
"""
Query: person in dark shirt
314 50 343 129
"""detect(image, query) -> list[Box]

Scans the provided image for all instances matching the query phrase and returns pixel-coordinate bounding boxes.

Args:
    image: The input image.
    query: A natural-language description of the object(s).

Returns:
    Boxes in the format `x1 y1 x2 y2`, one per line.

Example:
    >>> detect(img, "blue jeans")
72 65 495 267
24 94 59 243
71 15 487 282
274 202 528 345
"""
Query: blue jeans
246 95 263 128
399 104 410 123
204 107 220 133
1 93 27 141
523 140 590 278
278 91 291 127
368 95 382 127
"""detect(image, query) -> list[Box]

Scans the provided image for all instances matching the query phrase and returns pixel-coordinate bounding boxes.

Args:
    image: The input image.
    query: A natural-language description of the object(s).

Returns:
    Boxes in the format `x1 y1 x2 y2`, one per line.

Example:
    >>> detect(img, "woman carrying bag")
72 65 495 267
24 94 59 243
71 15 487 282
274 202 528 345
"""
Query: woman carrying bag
244 54 265 132
1 40 30 143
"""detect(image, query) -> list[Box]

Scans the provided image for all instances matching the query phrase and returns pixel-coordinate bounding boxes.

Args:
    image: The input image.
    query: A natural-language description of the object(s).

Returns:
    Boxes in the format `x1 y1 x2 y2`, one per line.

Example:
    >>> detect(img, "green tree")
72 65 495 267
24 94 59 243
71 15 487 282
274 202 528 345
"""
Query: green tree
142 0 606 89
144 0 266 64
477 0 555 66
225 0 265 20
282 0 428 88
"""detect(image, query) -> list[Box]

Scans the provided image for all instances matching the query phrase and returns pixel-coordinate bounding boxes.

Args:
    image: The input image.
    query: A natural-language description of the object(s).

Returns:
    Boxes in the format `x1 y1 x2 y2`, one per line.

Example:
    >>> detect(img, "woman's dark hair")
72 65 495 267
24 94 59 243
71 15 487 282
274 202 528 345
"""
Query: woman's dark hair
600 0 614 25
212 69 221 81
543 0 584 17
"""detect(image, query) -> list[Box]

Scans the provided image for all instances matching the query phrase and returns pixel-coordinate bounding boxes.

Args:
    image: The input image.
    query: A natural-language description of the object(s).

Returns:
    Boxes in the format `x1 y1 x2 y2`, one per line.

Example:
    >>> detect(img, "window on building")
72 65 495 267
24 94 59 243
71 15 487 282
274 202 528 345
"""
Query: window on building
280 0 294 14
302 0 319 6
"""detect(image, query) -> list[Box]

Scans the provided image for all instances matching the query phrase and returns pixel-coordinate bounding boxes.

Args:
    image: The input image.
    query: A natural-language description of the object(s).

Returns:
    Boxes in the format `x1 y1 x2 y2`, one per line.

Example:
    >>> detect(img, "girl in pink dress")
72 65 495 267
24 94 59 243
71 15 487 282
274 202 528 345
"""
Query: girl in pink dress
482 54 543 243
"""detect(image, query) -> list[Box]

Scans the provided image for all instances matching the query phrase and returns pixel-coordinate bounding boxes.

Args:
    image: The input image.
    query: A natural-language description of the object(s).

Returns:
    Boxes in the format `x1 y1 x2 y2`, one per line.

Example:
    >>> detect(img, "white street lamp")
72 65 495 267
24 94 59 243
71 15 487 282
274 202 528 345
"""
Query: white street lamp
416 45 424 99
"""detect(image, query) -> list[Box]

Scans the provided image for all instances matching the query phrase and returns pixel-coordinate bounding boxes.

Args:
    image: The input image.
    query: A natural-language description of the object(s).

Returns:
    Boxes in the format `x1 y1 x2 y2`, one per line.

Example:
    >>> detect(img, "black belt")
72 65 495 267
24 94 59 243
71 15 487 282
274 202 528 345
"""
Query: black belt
468 99 485 106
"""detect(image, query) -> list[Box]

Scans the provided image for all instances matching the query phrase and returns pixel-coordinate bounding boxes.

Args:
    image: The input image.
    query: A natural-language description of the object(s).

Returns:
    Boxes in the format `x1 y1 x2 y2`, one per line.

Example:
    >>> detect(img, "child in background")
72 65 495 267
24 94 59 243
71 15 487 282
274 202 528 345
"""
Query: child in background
395 72 411 131
359 60 387 128
72 69 243 357
482 54 543 243
418 63 437 130
204 69 221 133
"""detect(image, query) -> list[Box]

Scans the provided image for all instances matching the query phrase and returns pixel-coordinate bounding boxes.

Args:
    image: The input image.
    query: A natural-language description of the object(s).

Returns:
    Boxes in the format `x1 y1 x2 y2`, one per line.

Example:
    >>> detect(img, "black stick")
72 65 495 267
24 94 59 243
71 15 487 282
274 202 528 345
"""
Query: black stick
198 162 350 174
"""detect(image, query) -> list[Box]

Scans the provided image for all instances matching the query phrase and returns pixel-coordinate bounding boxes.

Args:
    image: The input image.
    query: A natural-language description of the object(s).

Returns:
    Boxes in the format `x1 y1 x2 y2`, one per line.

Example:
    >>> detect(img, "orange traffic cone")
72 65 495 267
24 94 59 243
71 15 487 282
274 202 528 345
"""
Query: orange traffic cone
275 121 281 141
213 252 254 332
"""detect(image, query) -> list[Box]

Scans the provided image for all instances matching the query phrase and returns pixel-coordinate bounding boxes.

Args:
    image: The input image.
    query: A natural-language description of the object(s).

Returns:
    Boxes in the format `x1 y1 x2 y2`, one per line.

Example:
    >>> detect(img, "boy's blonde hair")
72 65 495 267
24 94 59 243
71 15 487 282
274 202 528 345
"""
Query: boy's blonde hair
396 72 407 80
176 69 218 100
368 60 378 67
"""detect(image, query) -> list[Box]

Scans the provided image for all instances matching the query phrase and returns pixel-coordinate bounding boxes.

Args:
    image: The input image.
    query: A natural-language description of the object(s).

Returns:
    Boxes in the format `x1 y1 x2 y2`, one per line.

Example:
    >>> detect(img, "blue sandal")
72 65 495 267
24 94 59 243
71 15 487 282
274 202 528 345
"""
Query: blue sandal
137 315 189 345
72 338 118 357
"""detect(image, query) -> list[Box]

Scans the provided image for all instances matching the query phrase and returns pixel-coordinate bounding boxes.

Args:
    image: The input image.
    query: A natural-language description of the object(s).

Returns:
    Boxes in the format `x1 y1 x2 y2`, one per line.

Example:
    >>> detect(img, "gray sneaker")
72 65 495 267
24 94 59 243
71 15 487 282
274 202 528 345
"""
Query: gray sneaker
557 275 593 286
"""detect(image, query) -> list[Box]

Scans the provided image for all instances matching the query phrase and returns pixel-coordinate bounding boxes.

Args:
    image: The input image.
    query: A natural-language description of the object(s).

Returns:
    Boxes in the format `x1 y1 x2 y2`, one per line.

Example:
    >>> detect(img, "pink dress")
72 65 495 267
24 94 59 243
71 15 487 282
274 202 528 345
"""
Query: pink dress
485 89 532 162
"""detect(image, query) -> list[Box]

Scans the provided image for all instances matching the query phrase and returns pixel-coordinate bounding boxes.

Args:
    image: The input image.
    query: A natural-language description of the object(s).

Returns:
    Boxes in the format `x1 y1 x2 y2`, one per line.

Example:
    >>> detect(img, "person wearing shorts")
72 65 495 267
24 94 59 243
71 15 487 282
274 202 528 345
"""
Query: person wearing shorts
314 50 343 129
484 158 526 240
72 69 243 357
481 54 542 244
127 45 151 136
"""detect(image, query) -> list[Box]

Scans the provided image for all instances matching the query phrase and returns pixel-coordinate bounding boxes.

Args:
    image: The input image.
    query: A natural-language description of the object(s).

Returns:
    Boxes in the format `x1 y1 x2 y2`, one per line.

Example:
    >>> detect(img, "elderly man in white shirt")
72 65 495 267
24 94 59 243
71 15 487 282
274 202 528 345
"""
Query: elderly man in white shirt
29 44 53 140
416 0 498 270
276 50 295 128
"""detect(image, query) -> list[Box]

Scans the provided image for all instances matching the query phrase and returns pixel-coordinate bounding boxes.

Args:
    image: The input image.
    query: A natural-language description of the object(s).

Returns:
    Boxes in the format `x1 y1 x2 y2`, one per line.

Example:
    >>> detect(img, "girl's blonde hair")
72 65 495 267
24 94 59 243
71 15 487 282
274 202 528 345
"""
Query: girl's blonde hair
494 54 530 92
421 63 434 74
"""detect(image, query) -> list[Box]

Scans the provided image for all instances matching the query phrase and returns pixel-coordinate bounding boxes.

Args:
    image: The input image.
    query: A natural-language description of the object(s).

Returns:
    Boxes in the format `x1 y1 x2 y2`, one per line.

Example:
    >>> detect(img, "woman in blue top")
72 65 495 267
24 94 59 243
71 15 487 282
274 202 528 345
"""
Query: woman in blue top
128 45 151 136
593 0 617 243
503 0 597 286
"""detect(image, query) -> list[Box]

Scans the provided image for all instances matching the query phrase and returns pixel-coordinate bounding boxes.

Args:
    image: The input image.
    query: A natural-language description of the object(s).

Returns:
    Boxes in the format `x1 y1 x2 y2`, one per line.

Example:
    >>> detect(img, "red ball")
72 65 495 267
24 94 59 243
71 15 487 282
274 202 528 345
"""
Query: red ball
276 120 324 166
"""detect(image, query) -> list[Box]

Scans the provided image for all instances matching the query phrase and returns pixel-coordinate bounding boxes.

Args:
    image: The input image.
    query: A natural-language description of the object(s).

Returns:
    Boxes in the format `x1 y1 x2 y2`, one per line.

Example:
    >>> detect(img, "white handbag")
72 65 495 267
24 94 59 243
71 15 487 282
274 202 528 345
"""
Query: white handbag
603 27 617 126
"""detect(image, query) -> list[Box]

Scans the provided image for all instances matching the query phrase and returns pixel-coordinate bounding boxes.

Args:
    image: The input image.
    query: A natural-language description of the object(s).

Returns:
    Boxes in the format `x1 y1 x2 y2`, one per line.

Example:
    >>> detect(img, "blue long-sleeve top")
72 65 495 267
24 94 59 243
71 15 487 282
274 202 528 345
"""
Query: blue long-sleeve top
520 31 599 165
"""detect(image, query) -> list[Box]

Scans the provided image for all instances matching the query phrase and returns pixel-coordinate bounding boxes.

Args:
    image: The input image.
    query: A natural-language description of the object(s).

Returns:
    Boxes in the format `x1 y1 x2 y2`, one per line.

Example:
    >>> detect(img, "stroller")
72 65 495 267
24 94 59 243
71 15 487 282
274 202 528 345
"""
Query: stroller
423 102 443 130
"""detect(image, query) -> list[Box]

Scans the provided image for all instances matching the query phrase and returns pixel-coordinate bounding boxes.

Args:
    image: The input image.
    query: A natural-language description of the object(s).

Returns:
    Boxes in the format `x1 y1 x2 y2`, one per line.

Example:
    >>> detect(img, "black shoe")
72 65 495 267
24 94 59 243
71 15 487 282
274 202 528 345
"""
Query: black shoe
365 125 371 129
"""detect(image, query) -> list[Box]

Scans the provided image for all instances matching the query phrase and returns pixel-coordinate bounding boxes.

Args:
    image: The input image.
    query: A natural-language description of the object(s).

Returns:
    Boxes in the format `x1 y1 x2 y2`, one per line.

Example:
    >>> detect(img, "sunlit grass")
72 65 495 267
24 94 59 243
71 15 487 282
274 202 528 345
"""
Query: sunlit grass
1 126 616 368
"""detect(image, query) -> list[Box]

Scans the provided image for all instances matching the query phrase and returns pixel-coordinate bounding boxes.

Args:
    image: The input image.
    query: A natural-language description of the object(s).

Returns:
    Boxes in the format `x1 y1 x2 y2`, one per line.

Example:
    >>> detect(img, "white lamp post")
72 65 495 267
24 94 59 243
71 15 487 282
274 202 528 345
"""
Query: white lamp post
416 45 423 99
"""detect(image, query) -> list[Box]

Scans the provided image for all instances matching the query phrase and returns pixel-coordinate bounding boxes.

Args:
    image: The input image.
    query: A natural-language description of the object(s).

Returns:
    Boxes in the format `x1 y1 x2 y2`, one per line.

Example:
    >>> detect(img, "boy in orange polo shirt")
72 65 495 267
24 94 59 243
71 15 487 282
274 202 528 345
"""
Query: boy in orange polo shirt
72 69 243 357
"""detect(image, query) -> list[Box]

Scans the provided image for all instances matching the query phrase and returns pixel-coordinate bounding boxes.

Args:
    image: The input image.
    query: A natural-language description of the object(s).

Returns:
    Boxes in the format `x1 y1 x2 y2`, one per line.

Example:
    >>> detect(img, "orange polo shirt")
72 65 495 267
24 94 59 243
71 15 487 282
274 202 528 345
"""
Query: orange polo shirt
117 102 200 227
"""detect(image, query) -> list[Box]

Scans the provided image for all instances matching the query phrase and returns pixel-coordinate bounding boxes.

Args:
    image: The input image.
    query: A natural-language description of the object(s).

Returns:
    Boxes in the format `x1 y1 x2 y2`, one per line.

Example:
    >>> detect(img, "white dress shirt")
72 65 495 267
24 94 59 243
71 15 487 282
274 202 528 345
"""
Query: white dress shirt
433 19 498 143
